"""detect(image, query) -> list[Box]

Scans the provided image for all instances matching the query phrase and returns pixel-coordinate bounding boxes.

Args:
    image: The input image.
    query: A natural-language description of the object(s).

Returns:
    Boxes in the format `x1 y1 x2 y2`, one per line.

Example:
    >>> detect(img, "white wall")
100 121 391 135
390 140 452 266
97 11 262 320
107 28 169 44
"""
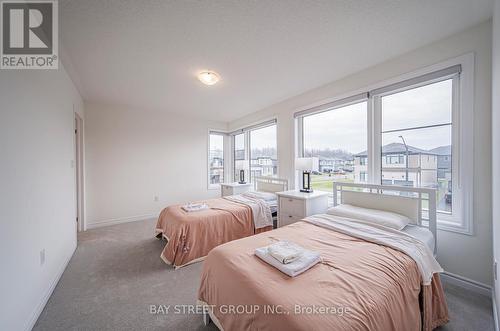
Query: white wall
492 0 500 320
84 104 227 228
0 65 83 330
229 21 493 286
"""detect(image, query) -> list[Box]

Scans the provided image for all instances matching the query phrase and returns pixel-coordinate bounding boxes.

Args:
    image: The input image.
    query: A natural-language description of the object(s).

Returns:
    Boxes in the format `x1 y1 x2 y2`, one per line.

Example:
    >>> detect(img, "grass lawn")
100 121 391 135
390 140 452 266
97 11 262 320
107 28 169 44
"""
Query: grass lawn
310 174 354 192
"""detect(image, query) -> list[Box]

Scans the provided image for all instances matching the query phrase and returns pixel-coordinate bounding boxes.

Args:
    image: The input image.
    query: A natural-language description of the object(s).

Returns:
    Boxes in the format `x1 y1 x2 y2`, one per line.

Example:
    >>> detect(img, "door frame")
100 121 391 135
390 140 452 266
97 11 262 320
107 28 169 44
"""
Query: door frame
75 112 85 231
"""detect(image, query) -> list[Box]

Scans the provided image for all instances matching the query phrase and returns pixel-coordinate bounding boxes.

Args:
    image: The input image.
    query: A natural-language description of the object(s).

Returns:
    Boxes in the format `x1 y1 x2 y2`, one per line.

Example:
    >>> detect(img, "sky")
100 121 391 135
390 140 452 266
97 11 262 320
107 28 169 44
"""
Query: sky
250 125 277 149
303 102 368 154
209 133 224 151
304 79 453 154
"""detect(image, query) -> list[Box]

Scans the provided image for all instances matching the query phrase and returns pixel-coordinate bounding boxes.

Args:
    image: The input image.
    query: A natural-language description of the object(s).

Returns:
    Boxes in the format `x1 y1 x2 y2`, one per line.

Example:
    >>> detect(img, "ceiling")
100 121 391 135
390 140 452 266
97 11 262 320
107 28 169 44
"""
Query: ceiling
60 0 493 122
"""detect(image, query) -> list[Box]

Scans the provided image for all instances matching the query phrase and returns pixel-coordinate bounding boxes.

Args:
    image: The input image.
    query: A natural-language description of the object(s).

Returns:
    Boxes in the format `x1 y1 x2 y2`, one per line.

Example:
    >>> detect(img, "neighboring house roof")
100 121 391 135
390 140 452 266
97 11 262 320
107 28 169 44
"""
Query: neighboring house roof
429 145 452 156
355 143 435 157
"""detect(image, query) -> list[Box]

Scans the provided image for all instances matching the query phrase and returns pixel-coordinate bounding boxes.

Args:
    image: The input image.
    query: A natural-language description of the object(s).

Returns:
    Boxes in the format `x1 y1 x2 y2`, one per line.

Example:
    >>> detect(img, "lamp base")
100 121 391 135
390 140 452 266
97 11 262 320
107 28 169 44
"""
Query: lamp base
300 189 314 193
238 181 247 184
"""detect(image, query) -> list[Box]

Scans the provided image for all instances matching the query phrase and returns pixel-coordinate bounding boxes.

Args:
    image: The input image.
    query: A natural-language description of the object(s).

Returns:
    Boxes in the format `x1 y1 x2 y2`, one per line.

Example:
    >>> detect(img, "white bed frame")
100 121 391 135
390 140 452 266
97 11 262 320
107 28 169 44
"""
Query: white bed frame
333 182 437 254
200 181 437 328
253 176 288 193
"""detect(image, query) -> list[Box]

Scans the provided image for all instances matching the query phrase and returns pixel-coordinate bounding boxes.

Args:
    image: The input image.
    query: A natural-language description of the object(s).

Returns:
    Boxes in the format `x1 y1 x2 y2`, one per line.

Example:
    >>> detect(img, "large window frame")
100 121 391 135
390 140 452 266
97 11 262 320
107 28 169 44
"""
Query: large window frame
297 97 369 202
296 54 474 234
207 131 227 190
230 119 278 183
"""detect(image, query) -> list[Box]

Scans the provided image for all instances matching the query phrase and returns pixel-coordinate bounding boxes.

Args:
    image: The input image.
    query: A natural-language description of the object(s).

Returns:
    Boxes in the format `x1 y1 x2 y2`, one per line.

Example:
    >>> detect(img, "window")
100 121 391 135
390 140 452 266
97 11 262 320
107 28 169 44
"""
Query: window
386 155 405 164
296 55 474 233
233 133 249 182
231 121 278 182
380 79 453 214
301 101 368 194
208 133 224 188
250 125 277 179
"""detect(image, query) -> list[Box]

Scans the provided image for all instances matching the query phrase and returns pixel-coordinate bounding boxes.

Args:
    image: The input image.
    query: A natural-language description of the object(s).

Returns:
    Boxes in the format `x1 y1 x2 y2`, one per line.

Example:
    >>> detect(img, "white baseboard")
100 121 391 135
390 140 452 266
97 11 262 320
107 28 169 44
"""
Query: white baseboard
86 213 157 229
25 243 77 331
493 291 499 331
441 271 492 298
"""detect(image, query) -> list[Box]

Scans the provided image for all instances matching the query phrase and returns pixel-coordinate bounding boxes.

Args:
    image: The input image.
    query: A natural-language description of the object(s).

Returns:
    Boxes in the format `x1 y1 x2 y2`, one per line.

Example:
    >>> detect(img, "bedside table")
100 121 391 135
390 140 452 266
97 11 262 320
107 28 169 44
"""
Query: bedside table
276 190 329 227
220 182 253 197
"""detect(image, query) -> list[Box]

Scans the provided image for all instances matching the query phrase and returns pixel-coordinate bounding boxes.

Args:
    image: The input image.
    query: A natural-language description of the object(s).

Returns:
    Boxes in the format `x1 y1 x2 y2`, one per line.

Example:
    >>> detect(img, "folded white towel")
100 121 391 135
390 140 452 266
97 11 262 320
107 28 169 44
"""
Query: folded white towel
255 244 320 277
181 203 209 212
267 241 304 264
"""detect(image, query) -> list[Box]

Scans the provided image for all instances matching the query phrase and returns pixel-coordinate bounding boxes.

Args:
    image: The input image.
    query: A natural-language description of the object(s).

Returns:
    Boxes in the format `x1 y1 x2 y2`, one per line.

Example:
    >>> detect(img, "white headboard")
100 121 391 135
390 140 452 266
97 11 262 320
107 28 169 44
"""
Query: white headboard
254 176 288 193
333 182 437 253
341 190 420 222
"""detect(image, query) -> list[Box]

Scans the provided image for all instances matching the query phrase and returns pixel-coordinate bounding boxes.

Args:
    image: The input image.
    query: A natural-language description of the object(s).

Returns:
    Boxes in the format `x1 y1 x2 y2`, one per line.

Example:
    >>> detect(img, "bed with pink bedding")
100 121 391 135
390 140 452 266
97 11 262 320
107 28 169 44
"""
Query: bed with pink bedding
155 197 273 268
155 177 288 268
198 219 449 331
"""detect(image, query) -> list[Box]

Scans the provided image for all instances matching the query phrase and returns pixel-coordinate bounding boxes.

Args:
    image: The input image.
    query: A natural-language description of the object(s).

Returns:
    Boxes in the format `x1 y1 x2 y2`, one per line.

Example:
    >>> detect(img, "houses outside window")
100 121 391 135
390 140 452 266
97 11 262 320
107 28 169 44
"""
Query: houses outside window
379 79 453 214
250 125 278 179
360 171 367 182
301 101 368 194
231 121 278 183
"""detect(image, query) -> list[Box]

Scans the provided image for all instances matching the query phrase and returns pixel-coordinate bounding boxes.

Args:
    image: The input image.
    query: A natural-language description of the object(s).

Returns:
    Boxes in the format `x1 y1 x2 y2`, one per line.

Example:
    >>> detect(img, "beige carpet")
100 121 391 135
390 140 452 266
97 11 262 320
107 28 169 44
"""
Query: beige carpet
33 219 494 331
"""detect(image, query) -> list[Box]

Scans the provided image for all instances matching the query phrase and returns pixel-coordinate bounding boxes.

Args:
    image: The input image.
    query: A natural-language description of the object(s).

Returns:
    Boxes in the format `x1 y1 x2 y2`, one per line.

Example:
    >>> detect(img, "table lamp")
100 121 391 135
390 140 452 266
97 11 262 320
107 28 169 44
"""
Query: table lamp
238 170 246 184
295 157 319 193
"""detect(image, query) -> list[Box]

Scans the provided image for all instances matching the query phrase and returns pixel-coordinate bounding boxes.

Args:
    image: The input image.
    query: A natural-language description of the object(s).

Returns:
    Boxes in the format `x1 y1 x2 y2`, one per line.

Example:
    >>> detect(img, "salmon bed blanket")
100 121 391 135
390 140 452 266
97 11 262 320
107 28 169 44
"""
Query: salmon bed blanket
198 221 449 331
155 198 271 268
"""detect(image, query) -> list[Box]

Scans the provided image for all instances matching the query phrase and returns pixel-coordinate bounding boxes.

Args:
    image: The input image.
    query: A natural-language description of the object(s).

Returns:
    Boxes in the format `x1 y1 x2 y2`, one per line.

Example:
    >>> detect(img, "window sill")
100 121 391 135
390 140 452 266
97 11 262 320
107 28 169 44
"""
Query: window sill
207 184 221 191
437 219 473 236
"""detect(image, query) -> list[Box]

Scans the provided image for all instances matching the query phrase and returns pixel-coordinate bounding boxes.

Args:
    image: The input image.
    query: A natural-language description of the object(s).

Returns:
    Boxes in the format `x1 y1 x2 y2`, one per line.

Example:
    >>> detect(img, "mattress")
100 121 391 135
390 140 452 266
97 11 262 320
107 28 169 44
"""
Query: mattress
402 224 435 252
267 199 278 214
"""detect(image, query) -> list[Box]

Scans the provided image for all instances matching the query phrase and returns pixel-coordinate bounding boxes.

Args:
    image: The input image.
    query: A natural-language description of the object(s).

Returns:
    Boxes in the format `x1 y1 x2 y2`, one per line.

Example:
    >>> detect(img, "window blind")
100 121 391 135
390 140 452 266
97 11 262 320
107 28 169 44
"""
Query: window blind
369 64 461 96
293 93 368 118
209 130 228 136
229 118 277 136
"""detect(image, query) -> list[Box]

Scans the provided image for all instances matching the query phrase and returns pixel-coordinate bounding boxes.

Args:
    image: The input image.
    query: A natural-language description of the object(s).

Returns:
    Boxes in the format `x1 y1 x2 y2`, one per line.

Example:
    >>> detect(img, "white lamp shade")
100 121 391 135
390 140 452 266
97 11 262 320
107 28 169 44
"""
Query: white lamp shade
198 71 220 85
295 157 319 171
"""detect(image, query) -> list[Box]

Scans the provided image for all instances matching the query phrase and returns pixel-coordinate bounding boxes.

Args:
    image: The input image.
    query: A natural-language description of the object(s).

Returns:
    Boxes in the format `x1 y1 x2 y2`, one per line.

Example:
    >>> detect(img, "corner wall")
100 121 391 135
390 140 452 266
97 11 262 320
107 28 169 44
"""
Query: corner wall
492 0 500 322
229 21 493 286
0 65 84 330
84 103 227 228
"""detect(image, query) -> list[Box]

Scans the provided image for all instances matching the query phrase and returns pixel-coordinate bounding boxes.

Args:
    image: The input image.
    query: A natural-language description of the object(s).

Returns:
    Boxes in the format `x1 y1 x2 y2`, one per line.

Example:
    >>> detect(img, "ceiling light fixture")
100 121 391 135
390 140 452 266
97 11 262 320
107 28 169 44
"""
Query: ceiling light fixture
198 70 220 86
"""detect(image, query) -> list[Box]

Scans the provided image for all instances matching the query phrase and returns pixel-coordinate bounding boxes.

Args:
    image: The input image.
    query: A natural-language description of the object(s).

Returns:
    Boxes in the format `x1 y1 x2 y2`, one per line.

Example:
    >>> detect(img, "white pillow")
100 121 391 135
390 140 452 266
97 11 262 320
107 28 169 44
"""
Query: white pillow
326 204 410 230
242 191 277 201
